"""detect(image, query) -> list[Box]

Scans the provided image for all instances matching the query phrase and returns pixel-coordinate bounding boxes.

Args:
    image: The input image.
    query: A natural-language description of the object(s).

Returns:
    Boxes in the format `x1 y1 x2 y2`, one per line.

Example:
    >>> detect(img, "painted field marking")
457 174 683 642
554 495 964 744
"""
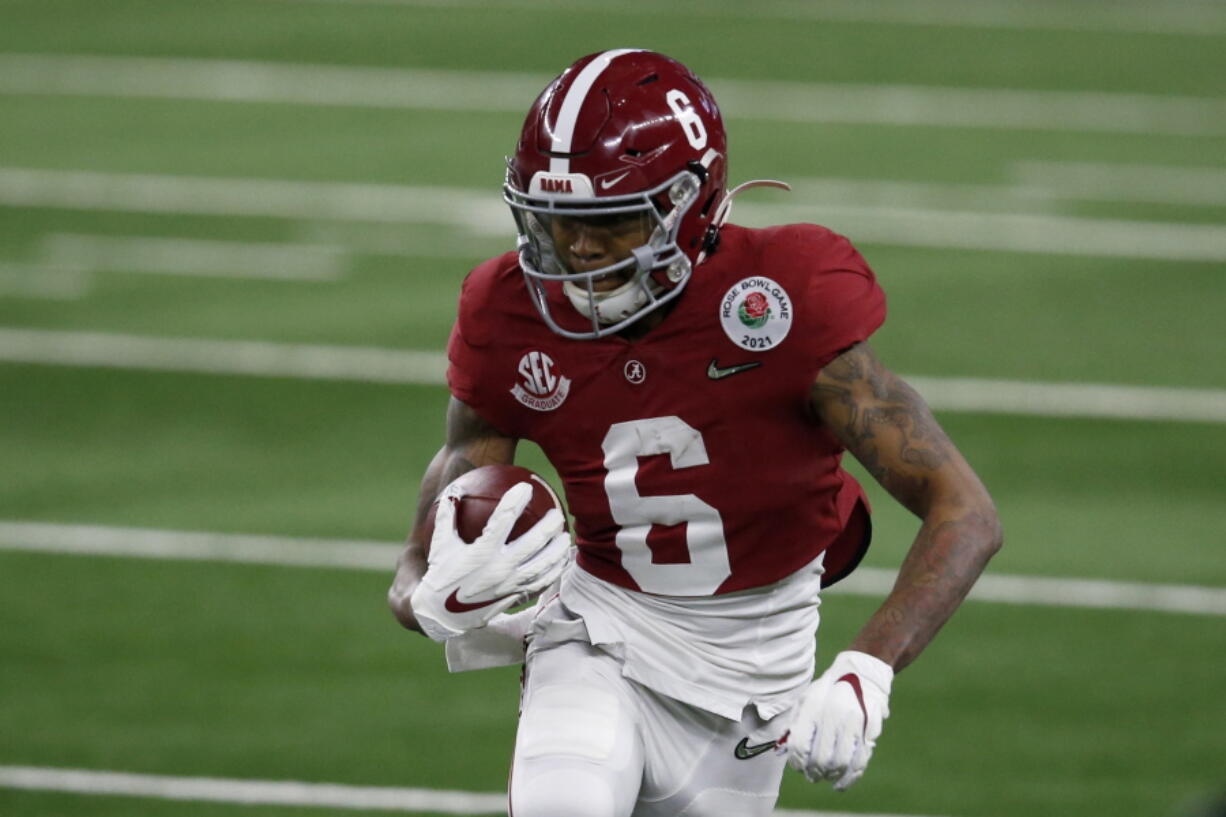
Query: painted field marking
40 234 348 281
790 168 1226 210
0 167 508 229
734 200 1226 262
0 764 937 817
902 375 1226 424
1 521 1222 617
296 222 509 259
687 0 1226 36
0 262 89 300
784 177 1054 213
4 168 1226 263
3 54 1226 135
1010 160 1226 207
3 329 1226 424
832 565 1226 618
259 0 1226 37
0 766 507 815
0 329 449 384
0 522 399 570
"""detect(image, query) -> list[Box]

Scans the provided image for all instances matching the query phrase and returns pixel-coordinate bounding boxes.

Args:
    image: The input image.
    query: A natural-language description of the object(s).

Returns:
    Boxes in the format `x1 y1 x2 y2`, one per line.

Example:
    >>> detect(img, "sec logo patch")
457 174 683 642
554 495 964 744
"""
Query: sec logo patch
719 276 792 351
510 350 571 411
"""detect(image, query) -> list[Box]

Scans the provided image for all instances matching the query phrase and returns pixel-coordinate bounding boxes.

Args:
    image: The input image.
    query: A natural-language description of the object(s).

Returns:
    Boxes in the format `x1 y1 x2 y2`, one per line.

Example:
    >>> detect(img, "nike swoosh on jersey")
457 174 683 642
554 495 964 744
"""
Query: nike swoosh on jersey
734 737 778 760
707 359 762 380
599 171 632 189
444 588 512 614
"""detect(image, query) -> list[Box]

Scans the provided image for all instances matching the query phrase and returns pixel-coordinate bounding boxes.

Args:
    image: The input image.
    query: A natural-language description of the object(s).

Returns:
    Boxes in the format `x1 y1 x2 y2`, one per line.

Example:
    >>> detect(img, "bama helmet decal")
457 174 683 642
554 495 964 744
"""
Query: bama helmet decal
718 276 793 351
510 350 571 411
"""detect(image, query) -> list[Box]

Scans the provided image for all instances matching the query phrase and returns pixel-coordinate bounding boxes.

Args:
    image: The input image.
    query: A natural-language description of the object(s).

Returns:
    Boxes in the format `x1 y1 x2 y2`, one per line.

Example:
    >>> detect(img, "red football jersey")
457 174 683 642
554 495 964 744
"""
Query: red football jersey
447 223 886 596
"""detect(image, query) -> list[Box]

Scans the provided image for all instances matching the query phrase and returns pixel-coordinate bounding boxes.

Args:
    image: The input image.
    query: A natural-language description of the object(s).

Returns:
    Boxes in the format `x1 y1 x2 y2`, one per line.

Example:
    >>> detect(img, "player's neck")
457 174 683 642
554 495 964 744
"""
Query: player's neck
616 302 673 341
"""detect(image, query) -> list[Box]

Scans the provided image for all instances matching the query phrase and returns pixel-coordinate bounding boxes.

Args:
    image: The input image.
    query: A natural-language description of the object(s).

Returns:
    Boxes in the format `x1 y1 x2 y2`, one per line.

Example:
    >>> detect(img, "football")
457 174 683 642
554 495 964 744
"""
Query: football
425 464 566 545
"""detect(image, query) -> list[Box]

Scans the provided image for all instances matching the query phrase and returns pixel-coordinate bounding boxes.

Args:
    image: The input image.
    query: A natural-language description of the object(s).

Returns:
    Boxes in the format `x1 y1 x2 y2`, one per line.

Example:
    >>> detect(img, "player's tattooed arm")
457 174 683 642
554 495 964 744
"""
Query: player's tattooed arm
809 342 1003 671
388 397 518 631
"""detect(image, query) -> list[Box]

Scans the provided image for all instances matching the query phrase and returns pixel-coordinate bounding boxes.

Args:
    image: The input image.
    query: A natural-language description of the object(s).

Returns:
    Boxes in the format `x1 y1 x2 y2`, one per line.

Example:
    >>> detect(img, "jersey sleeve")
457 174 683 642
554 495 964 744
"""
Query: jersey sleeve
808 227 886 359
765 225 886 371
445 254 522 438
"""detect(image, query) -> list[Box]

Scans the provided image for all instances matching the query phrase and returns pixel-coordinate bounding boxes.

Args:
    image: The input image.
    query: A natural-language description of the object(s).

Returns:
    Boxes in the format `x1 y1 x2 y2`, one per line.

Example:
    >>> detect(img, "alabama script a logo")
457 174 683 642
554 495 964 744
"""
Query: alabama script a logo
511 350 571 411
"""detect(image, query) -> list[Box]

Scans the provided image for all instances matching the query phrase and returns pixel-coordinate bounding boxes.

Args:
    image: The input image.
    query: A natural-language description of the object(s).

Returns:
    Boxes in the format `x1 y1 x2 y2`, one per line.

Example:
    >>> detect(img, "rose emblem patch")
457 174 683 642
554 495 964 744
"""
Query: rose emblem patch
719 276 793 351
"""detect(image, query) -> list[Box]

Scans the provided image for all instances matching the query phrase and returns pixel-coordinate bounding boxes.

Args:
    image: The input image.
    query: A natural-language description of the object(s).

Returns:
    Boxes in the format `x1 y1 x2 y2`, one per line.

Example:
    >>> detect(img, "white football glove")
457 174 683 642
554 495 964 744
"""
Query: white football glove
410 481 570 643
444 605 540 672
785 650 894 791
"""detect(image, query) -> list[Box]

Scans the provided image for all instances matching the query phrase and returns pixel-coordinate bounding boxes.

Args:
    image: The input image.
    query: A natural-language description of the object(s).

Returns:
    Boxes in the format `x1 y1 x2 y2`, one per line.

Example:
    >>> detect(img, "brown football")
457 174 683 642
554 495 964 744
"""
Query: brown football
424 464 565 545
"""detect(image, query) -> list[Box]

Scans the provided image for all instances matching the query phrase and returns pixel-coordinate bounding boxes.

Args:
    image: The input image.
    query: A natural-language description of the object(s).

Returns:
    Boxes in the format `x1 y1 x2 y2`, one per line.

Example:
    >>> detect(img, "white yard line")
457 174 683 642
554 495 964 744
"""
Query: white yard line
832 566 1226 617
3 328 1226 424
0 329 449 384
1011 160 1226 207
0 766 507 815
0 263 90 300
711 78 1226 136
700 0 1226 36
735 200 1226 262
901 376 1226 424
1 521 1223 617
0 764 934 817
40 234 348 281
784 177 1050 213
3 54 1226 135
0 521 400 570
295 221 509 258
4 168 1226 262
0 167 508 229
260 0 1226 37
789 169 1226 210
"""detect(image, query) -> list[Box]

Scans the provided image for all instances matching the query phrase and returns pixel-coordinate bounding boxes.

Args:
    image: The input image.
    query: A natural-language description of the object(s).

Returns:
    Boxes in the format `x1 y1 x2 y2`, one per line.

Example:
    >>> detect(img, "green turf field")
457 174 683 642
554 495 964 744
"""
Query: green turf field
2 2 1224 816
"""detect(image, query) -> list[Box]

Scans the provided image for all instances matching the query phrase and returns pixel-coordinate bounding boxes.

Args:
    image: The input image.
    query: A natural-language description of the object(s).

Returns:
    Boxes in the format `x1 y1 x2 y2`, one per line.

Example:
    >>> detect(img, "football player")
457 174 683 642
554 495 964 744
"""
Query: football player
389 49 1002 816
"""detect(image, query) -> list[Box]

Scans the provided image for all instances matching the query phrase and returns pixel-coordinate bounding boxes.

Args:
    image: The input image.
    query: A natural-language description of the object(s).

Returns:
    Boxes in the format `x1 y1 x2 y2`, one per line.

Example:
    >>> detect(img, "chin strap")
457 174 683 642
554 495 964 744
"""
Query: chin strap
697 179 792 264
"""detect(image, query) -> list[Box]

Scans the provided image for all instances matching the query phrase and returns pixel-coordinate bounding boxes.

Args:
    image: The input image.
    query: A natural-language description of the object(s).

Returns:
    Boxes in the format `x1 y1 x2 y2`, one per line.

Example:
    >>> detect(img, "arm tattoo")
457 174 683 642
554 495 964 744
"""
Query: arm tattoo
811 343 1002 670
850 509 1001 670
812 344 952 517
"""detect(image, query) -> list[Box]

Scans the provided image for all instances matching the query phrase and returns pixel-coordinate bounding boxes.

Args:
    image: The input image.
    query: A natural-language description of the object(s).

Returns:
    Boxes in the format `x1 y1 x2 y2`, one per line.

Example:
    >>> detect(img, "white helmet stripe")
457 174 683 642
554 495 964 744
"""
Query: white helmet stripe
549 48 643 175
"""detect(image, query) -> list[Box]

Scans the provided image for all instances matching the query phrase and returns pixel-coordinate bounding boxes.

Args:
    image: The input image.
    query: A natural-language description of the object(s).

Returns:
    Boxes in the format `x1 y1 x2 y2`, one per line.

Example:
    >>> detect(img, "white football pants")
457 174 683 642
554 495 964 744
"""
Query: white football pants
509 640 790 817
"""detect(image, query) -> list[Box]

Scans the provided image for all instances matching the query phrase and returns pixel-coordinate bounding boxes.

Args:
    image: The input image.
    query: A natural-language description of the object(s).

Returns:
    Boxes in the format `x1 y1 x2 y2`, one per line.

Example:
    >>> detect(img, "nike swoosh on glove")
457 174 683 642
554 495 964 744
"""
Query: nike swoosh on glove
410 481 570 643
785 650 894 791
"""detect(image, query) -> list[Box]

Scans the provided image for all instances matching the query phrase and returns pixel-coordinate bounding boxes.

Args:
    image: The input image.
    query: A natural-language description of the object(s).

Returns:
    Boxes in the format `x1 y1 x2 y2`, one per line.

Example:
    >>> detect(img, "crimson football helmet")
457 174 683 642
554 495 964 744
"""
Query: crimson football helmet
505 49 729 339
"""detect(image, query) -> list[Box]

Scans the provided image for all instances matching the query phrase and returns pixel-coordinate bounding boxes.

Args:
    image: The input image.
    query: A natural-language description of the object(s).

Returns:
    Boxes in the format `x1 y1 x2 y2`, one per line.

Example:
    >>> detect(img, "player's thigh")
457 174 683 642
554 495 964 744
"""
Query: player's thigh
510 641 645 817
634 698 788 817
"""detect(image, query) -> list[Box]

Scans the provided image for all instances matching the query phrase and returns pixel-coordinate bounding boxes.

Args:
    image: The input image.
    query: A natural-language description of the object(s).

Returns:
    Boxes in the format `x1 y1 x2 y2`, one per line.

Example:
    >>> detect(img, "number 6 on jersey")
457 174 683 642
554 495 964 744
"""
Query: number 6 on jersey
601 416 730 594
